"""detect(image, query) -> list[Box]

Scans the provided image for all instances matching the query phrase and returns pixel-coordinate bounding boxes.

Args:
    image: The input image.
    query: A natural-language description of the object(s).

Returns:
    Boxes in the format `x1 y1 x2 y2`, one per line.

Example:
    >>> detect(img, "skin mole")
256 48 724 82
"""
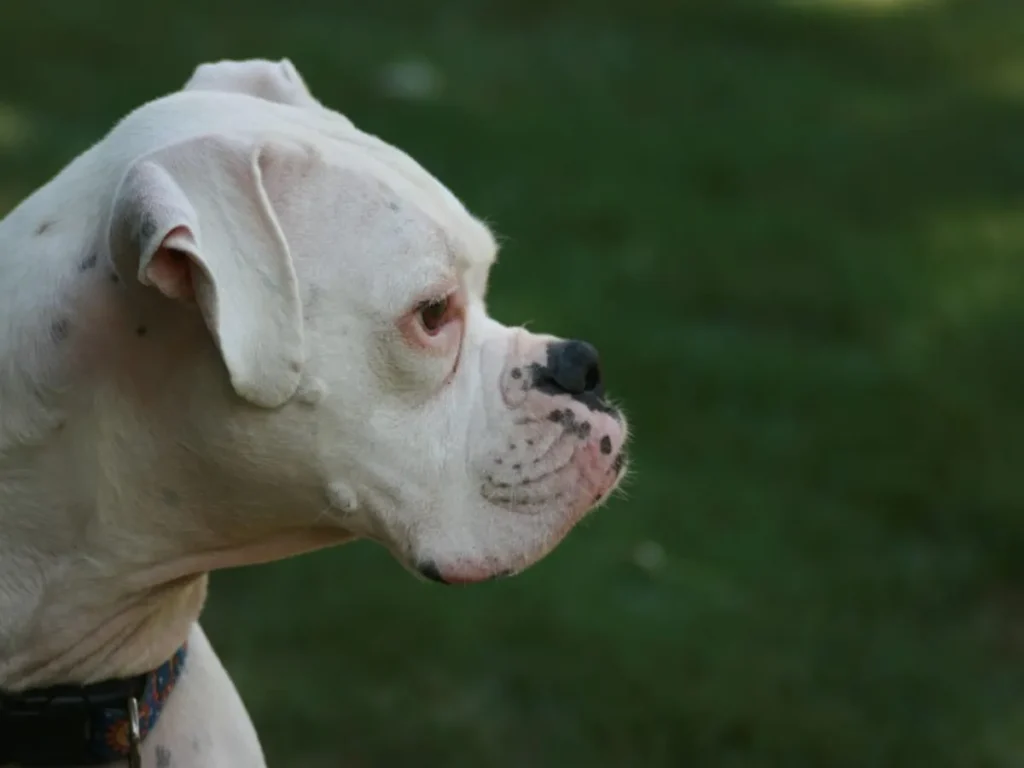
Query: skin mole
612 452 625 473
569 421 592 439
78 252 98 271
139 217 157 242
50 318 70 343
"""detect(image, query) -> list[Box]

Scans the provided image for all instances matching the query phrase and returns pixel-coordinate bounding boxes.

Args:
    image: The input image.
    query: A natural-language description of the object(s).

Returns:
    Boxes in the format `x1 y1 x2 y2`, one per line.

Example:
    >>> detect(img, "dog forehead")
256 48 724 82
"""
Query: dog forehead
267 151 462 315
310 154 498 308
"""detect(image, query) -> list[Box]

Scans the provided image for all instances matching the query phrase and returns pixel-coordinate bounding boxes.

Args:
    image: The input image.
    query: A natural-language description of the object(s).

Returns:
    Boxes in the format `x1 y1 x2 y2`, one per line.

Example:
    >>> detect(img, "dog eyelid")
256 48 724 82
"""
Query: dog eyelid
397 282 466 356
403 275 459 318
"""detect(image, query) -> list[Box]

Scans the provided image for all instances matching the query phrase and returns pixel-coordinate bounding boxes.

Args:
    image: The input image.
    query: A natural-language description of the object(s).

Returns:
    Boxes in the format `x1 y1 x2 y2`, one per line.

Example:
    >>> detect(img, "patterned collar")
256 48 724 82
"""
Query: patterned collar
0 642 188 766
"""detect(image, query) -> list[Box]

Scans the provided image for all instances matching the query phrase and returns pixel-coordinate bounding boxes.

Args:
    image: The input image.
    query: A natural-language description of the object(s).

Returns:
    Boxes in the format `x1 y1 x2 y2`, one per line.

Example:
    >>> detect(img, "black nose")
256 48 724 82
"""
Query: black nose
543 340 604 397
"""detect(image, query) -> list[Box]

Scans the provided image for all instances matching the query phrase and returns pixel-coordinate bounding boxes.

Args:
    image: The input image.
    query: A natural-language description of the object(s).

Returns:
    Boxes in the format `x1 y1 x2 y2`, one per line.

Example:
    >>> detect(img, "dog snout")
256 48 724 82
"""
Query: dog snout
536 339 604 399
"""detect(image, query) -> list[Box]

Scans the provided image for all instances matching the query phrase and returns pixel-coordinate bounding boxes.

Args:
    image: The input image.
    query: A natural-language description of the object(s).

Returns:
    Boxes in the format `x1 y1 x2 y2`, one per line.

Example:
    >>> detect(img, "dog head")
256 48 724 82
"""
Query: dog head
97 59 628 585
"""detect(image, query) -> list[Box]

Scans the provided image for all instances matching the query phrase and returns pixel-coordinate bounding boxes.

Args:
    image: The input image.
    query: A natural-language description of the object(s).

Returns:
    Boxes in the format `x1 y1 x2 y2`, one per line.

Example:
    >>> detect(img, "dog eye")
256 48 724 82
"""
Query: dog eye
418 296 454 334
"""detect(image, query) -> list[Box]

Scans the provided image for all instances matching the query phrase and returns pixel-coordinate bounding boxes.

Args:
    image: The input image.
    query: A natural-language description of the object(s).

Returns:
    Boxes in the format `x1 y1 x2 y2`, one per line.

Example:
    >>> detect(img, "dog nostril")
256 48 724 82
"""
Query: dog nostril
545 340 603 397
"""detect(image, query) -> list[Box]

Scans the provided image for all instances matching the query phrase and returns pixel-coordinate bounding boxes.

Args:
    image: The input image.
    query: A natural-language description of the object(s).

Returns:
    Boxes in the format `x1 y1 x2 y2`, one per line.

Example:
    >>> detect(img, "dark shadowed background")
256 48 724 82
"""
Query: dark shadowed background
3 0 1024 765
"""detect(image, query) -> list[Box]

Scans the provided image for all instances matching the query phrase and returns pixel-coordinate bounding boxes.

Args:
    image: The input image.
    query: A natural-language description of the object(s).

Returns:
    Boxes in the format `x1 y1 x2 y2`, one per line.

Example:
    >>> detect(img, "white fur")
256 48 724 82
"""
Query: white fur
0 58 628 766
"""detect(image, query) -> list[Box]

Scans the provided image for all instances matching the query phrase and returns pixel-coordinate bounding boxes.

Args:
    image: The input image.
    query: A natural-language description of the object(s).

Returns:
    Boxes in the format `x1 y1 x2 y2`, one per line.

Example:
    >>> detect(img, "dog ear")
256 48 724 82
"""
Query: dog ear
183 58 324 110
108 134 306 408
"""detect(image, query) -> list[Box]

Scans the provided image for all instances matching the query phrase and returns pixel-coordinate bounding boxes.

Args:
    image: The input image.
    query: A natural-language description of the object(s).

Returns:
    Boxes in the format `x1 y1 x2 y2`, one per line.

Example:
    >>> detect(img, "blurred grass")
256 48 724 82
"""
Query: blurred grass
4 0 1024 765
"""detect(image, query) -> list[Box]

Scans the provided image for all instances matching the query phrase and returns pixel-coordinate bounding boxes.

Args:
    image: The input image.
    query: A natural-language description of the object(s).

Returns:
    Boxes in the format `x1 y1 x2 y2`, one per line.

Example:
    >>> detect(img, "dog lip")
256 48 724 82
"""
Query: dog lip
417 560 449 584
416 561 517 586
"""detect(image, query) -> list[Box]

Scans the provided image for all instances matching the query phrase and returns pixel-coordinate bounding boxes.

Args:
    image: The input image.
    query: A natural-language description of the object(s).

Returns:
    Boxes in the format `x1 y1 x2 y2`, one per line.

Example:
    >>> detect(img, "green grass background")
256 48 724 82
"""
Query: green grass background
3 0 1024 765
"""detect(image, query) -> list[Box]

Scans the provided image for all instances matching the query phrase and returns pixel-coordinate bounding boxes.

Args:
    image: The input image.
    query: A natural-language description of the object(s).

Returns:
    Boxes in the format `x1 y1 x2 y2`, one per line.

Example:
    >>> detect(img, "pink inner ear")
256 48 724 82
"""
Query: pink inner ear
144 228 196 300
145 247 195 300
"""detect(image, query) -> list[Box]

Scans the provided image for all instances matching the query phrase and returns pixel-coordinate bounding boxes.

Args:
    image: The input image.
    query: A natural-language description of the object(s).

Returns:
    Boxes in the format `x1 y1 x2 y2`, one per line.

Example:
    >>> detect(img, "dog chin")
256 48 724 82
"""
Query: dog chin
411 486 623 587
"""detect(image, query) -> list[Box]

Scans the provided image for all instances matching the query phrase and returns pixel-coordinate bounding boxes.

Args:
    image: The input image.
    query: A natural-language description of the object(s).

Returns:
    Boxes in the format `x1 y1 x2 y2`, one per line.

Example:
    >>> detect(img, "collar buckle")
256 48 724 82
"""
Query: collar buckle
127 696 142 768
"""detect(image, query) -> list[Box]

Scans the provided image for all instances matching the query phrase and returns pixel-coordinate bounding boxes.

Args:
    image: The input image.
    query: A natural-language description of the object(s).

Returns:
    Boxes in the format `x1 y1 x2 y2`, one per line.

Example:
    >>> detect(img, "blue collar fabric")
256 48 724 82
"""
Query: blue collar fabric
0 642 189 766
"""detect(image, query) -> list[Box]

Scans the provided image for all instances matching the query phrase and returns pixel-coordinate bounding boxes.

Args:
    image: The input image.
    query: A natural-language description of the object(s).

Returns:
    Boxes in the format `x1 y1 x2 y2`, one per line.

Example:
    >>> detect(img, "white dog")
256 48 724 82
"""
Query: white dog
0 59 628 766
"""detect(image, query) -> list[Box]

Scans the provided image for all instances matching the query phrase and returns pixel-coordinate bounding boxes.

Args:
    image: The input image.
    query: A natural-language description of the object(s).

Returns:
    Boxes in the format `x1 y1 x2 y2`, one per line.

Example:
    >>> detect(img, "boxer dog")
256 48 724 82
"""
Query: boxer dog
0 58 628 766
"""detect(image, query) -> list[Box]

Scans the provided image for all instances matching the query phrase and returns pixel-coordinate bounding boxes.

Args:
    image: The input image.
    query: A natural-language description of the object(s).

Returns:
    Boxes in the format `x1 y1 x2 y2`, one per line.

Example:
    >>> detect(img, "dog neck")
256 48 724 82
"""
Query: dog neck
0 537 205 697
0 425 350 694
0 561 207 695
0 413 205 693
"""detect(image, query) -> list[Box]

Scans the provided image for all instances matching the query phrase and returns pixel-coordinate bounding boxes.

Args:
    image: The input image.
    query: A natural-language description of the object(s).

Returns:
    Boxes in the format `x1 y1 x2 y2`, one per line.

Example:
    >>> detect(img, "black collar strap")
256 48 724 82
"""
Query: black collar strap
0 642 188 766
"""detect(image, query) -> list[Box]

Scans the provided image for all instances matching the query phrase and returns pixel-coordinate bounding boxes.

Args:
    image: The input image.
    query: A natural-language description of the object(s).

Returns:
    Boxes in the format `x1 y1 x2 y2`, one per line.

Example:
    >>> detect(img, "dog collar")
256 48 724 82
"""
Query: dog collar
0 642 188 766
